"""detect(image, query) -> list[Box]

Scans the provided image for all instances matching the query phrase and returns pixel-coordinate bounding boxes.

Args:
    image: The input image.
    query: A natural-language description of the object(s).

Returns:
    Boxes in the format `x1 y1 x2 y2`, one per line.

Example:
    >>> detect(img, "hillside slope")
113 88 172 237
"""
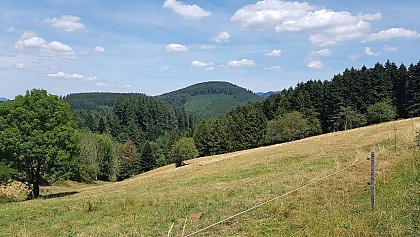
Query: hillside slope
158 81 264 120
1 118 419 236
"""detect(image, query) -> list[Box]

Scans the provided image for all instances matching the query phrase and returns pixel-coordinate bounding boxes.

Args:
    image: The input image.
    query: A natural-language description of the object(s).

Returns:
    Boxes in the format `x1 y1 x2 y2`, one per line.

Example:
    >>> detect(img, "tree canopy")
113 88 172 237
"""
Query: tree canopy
0 89 80 198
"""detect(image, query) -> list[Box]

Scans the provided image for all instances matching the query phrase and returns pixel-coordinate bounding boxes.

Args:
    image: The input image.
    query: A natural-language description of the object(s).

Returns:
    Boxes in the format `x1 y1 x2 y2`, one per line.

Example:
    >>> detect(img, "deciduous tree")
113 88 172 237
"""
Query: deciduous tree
0 89 80 199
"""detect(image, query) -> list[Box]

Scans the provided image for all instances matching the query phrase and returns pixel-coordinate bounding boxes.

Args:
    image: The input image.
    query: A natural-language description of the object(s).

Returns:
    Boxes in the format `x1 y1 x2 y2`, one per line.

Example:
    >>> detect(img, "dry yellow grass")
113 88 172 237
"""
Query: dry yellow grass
1 118 419 236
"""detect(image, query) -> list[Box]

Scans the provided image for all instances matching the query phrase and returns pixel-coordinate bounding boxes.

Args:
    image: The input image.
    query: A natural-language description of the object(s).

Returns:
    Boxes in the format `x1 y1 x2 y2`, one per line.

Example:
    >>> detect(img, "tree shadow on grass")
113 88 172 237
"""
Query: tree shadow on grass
41 191 78 199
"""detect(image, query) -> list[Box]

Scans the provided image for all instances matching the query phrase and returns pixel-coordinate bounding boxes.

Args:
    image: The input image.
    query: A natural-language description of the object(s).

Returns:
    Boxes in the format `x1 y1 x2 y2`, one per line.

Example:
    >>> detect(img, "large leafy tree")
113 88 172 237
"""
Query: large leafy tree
0 89 80 199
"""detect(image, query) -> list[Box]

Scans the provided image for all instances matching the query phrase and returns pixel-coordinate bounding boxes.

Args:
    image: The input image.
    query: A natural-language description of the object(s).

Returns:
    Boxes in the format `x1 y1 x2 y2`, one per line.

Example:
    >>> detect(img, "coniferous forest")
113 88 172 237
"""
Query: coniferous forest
1 60 420 198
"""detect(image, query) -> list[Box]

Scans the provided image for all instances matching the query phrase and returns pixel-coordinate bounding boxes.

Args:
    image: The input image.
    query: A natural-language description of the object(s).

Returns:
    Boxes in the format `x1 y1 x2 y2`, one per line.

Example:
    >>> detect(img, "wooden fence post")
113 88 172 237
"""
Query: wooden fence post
367 152 376 210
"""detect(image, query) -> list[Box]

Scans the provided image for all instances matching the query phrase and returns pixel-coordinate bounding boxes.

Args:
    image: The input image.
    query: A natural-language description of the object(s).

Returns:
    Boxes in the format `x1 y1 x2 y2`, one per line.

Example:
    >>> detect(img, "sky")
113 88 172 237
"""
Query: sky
1 0 419 99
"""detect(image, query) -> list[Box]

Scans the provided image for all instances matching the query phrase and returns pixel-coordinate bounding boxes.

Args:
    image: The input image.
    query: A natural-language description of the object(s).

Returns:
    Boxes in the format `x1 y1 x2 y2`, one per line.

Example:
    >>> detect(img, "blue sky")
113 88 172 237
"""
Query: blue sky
1 0 419 98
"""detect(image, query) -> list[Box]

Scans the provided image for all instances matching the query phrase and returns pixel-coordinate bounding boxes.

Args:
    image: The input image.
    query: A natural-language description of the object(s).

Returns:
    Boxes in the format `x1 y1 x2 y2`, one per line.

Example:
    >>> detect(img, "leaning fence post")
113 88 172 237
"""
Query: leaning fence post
367 152 376 210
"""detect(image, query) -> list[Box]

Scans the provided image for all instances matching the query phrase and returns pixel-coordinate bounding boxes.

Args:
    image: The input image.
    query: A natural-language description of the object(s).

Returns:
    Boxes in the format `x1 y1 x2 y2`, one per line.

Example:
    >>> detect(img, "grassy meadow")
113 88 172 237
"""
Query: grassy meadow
1 118 419 236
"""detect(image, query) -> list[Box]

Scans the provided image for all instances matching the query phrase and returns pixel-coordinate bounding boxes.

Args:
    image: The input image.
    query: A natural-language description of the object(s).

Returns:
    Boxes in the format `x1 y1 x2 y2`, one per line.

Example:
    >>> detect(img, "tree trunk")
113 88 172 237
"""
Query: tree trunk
33 161 41 199
33 181 40 199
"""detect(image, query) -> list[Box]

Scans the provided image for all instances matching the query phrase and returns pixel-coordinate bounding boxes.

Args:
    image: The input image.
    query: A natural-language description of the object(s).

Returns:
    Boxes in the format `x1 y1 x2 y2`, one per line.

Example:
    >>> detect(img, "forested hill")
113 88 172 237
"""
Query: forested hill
158 81 264 120
63 92 147 111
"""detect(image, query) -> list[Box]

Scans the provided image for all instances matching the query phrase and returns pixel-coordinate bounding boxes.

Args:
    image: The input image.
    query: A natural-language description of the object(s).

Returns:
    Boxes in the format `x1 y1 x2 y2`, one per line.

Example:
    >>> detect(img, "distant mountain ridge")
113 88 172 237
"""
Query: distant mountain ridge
256 91 280 97
0 97 8 102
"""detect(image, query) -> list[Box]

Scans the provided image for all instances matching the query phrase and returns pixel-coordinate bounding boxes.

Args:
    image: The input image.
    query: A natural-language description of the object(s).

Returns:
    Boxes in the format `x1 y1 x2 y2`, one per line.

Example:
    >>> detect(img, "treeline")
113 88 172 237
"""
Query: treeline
193 61 420 155
63 92 147 111
71 95 197 182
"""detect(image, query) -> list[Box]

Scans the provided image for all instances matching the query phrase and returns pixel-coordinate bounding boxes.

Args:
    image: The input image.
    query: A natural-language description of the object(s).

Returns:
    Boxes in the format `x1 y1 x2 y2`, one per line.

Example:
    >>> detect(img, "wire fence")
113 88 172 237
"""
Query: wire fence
184 161 359 236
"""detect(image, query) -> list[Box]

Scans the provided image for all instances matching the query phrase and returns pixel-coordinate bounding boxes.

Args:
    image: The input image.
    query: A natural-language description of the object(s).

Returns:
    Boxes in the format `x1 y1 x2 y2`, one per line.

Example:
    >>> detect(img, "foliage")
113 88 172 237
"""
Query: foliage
0 89 80 198
265 111 310 144
367 101 397 124
79 132 121 182
117 139 138 181
170 137 199 167
140 142 157 172
63 92 146 112
334 106 367 131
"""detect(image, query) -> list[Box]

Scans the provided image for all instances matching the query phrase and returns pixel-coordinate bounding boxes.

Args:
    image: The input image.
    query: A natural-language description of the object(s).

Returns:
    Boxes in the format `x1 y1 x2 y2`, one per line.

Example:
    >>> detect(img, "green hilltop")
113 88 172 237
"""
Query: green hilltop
158 81 264 120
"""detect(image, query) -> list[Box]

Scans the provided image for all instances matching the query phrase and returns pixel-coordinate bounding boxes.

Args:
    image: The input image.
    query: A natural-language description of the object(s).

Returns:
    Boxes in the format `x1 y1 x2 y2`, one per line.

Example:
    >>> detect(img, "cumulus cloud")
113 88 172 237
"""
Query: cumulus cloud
308 48 331 58
191 60 213 67
15 31 76 58
264 65 282 72
46 72 97 81
205 66 214 71
163 0 211 20
365 28 420 42
212 31 231 43
227 59 255 67
191 60 214 71
364 47 380 56
307 59 323 69
43 15 85 32
166 43 188 52
265 49 282 56
231 0 380 46
94 46 105 53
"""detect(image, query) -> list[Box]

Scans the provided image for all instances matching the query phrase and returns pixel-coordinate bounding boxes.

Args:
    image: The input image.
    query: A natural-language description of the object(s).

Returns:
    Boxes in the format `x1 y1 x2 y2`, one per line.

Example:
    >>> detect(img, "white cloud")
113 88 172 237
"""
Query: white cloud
163 0 211 20
365 28 420 42
199 44 216 49
119 85 132 88
160 66 176 72
364 47 380 56
307 59 323 69
95 82 111 87
205 66 214 71
231 0 380 46
46 72 97 81
43 15 85 32
227 59 255 67
265 49 282 57
264 65 282 72
347 54 359 61
15 63 26 69
308 49 331 58
94 46 105 53
231 0 315 29
166 43 188 52
384 45 398 52
191 60 213 67
6 26 18 33
15 31 76 58
212 31 231 43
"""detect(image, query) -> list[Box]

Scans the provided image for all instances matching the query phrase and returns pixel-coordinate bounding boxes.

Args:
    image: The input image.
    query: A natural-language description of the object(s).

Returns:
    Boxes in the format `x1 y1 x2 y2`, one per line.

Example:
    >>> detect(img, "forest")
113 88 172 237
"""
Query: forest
1 60 419 199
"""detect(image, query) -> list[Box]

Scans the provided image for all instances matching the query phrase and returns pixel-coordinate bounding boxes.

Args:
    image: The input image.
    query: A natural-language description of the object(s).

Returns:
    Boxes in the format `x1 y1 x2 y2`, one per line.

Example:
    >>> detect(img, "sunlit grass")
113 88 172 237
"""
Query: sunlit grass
0 118 419 236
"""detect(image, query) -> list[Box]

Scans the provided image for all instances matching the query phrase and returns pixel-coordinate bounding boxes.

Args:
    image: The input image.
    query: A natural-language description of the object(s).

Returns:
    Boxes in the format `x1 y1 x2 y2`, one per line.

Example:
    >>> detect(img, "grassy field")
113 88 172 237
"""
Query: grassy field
1 118 419 236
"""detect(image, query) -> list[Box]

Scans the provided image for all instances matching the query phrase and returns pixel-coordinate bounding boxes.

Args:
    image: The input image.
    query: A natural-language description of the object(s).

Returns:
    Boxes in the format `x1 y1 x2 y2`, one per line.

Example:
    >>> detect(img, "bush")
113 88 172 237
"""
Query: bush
170 138 199 167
